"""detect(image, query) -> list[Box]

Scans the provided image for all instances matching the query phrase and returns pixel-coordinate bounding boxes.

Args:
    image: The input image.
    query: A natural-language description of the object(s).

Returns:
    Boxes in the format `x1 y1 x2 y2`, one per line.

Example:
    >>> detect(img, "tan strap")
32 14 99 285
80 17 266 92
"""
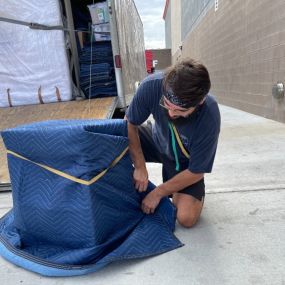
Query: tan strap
7 88 12 107
38 86 44 104
7 147 129 186
55 87 62 102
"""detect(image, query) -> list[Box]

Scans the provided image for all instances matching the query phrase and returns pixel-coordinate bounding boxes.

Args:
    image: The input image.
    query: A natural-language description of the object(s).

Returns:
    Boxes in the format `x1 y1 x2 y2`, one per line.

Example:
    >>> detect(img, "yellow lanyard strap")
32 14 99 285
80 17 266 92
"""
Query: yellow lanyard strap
171 124 190 159
7 147 129 186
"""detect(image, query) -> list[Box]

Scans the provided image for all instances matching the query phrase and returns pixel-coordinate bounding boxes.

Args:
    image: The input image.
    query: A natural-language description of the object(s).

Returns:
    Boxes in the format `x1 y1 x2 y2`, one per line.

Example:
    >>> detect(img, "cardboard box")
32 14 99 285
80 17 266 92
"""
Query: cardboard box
88 2 109 25
92 23 111 41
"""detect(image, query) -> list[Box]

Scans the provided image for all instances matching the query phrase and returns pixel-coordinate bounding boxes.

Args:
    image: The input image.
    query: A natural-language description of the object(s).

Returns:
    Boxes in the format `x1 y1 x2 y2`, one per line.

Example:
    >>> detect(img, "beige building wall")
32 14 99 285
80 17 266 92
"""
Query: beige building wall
179 0 285 123
170 0 182 59
151 49 172 71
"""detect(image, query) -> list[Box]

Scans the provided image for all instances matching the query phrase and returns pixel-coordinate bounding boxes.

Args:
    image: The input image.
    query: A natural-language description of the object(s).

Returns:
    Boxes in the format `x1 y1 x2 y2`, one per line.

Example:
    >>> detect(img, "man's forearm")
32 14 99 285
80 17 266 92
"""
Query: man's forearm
126 121 146 169
156 169 204 197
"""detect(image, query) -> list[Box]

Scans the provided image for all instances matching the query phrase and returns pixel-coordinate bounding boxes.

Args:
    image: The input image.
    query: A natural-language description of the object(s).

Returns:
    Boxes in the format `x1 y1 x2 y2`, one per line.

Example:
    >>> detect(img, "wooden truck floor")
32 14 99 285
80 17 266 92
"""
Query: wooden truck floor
0 97 118 189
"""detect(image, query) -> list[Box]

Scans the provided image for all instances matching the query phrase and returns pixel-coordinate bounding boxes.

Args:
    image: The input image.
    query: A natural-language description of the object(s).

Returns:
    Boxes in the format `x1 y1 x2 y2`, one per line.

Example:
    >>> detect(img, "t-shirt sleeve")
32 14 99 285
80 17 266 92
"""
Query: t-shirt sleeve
188 131 219 173
188 104 221 173
125 80 152 125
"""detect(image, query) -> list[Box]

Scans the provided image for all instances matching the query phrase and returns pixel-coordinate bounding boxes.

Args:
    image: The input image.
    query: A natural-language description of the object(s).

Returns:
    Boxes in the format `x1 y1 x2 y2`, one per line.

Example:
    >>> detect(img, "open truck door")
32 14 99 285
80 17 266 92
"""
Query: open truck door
0 0 146 190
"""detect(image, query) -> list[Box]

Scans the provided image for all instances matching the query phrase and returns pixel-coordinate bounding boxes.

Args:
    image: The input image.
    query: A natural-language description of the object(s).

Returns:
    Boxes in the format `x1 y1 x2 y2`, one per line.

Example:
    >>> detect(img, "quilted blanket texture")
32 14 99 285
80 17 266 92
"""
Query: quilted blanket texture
0 119 182 276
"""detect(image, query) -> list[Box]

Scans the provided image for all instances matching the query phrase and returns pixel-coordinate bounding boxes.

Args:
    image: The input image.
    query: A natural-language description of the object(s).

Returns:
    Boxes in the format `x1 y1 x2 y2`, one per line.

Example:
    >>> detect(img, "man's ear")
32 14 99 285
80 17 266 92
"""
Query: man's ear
199 98 206 105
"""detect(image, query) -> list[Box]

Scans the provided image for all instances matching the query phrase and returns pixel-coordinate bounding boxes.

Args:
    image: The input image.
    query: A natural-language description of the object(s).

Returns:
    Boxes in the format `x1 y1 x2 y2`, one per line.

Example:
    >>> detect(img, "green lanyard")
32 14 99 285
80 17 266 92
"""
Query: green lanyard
168 123 180 171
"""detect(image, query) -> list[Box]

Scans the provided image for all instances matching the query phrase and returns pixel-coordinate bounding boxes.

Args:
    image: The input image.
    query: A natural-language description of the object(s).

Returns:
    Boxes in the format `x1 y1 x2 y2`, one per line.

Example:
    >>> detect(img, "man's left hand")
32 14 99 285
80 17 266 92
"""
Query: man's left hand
141 188 164 214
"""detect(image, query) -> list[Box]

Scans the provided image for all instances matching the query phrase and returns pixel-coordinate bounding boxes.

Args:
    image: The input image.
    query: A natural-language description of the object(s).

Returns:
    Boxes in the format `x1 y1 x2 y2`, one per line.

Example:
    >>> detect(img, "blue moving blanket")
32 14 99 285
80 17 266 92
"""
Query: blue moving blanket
79 42 117 98
0 119 182 276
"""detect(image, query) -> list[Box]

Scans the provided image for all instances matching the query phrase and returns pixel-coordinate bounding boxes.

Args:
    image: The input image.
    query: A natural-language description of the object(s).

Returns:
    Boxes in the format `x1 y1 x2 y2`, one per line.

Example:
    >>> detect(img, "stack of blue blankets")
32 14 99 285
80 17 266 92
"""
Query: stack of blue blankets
0 119 182 276
79 42 117 98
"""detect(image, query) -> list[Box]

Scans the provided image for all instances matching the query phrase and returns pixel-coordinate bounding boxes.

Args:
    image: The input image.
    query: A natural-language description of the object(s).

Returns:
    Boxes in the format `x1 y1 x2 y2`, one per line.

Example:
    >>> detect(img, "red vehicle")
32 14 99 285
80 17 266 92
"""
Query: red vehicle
145 50 154 73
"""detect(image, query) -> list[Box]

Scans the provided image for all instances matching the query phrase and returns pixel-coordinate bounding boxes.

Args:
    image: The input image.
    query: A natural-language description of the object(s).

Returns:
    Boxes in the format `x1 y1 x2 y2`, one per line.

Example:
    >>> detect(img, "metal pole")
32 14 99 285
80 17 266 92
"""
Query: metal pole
63 0 82 98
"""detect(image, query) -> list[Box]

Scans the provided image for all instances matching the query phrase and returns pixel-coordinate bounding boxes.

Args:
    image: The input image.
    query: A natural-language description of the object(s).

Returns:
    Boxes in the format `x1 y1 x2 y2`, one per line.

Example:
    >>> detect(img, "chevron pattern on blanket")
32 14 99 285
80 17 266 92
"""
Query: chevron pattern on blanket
0 119 182 276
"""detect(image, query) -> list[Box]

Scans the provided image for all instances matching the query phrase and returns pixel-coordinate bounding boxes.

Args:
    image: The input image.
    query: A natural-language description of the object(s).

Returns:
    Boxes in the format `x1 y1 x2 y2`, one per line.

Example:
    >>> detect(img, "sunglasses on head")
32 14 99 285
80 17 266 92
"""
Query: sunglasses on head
159 96 196 112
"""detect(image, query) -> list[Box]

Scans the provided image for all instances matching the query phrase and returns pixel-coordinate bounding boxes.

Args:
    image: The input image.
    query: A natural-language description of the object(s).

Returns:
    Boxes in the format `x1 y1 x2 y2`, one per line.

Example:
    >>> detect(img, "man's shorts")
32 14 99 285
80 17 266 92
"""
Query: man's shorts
138 123 205 201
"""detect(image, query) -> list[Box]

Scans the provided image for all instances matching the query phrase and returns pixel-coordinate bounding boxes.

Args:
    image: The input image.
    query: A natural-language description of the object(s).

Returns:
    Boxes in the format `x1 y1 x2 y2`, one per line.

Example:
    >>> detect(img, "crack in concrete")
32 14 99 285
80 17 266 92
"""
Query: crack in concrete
207 187 285 194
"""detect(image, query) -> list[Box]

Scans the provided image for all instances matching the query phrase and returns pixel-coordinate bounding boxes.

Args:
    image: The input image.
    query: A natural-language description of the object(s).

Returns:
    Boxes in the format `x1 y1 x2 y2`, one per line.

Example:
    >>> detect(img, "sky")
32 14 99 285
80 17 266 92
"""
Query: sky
133 0 166 49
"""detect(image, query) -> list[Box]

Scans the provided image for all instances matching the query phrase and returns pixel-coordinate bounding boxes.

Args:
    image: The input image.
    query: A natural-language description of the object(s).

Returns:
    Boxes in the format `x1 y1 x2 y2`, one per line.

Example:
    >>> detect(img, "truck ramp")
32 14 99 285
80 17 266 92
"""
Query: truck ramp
0 97 117 189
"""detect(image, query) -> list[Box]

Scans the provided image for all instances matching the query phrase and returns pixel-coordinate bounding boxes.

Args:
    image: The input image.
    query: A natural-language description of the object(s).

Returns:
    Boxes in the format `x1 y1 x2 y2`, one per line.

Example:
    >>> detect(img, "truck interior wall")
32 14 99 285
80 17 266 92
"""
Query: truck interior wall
69 0 118 100
0 0 73 107
67 0 147 106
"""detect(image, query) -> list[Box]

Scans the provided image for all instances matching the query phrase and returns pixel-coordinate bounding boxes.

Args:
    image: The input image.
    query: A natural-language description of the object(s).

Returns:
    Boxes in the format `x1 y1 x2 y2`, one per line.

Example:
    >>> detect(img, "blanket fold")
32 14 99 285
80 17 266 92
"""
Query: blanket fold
0 119 182 276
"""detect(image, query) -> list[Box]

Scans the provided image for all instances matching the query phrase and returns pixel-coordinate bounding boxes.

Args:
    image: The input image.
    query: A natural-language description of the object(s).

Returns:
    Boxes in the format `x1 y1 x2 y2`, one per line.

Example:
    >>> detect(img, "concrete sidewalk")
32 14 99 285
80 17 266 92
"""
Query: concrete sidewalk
1 105 285 285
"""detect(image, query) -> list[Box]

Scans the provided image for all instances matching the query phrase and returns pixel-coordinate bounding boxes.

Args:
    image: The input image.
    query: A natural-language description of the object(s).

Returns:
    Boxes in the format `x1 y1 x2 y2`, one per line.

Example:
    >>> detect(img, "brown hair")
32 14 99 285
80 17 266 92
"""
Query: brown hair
163 58 211 107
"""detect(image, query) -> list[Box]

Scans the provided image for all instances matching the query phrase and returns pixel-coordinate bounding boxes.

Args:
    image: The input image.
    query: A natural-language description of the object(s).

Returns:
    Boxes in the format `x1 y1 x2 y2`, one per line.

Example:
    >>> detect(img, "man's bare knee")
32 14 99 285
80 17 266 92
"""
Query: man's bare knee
177 214 199 228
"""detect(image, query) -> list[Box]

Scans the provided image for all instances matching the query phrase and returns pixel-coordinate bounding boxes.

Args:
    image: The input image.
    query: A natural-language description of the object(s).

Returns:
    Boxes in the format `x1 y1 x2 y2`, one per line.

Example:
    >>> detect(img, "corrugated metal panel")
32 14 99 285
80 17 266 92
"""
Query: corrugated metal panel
114 0 147 98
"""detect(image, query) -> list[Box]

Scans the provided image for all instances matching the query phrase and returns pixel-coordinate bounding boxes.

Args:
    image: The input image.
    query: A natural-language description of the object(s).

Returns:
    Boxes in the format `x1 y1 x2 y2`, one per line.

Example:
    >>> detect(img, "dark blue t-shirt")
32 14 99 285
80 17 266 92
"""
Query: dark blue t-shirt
126 72 221 174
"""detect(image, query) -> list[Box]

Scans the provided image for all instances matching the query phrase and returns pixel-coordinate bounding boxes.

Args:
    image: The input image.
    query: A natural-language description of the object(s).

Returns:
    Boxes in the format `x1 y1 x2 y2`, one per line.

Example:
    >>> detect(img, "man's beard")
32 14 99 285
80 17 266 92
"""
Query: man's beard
164 108 199 126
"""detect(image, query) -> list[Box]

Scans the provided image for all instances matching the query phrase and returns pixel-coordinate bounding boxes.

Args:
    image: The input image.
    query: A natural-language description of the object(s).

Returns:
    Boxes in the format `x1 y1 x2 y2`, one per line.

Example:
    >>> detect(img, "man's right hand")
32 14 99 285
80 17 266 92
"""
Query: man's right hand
125 119 149 192
133 167 148 192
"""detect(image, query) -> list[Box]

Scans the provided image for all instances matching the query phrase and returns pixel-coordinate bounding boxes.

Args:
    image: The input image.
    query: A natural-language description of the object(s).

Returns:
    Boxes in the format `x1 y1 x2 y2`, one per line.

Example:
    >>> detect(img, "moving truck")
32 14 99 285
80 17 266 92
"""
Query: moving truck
0 0 147 190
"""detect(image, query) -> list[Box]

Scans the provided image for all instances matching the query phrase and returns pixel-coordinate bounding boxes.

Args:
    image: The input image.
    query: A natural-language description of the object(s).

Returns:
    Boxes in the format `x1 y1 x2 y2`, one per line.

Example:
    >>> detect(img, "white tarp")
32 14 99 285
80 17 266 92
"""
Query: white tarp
0 0 72 107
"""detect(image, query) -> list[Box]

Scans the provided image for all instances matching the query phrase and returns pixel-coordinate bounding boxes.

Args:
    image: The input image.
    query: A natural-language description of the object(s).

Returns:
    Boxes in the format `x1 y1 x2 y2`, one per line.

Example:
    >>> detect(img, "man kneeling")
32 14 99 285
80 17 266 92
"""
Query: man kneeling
125 58 221 228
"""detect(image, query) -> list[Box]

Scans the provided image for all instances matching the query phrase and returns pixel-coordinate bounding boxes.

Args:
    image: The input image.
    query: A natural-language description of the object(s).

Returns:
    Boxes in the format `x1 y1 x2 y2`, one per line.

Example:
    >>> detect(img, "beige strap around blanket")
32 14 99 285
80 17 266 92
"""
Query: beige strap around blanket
7 147 129 186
